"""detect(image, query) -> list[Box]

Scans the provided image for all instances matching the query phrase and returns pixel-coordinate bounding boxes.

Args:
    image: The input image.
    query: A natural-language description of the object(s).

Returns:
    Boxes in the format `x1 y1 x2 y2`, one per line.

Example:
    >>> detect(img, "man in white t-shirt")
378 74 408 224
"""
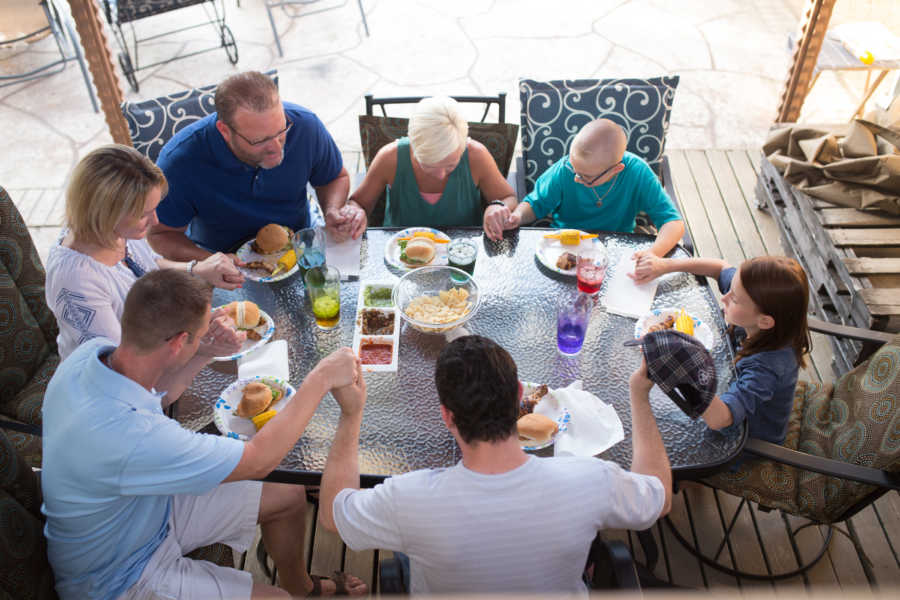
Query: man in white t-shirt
319 335 672 594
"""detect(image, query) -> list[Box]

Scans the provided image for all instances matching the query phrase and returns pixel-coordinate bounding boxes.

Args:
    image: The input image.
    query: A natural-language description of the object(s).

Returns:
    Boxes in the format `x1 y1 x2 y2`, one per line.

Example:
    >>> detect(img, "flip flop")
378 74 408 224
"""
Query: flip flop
309 571 350 596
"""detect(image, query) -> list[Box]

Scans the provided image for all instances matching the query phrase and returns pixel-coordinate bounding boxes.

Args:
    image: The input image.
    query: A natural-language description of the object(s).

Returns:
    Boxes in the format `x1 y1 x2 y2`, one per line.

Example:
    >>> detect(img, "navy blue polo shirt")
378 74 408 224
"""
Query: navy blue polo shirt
156 102 343 252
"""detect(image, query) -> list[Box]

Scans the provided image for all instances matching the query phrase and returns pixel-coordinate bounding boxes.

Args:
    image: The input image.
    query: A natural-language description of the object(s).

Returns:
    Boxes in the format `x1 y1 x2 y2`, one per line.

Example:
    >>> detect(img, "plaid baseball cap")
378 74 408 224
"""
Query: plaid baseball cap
625 329 717 419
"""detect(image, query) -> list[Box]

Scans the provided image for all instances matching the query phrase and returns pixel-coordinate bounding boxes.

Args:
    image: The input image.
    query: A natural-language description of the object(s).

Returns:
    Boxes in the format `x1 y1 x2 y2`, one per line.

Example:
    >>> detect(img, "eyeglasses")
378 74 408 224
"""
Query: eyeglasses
228 117 293 146
565 157 622 186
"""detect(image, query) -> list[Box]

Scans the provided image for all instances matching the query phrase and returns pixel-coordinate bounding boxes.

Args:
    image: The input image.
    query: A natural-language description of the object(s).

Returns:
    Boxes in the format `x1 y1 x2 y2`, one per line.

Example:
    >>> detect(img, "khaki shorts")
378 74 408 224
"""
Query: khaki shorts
120 480 263 600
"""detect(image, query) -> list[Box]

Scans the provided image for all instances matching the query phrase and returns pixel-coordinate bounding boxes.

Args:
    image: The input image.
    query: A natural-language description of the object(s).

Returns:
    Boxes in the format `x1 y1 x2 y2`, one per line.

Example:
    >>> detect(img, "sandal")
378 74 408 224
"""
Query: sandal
308 571 350 596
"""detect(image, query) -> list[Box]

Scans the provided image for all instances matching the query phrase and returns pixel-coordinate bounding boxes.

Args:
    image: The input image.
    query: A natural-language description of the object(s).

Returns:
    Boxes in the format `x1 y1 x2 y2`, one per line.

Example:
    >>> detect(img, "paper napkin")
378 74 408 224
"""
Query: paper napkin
237 339 290 380
326 232 362 280
603 257 659 319
539 381 625 457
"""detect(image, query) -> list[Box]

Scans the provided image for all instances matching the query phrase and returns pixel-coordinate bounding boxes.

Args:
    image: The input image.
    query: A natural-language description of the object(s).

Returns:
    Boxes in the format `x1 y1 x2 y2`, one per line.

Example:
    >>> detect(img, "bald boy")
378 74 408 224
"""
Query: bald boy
506 119 685 259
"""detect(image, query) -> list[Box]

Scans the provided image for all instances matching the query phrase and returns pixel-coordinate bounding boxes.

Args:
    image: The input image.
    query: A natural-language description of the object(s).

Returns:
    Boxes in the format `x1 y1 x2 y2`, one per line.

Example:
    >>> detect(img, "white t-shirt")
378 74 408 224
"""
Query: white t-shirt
45 237 160 360
333 455 665 595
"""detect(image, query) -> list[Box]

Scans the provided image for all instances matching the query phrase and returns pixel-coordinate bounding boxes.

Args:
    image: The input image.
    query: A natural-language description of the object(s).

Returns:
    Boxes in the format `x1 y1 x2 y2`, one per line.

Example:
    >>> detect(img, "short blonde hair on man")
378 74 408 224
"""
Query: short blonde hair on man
408 96 468 166
65 144 167 248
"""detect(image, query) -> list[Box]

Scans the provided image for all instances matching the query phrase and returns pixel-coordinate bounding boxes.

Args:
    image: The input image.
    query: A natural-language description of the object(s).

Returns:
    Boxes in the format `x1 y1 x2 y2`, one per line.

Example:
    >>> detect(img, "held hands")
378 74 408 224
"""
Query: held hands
629 250 667 285
325 202 367 242
194 252 245 290
197 307 246 357
332 360 367 418
482 204 518 241
313 347 361 391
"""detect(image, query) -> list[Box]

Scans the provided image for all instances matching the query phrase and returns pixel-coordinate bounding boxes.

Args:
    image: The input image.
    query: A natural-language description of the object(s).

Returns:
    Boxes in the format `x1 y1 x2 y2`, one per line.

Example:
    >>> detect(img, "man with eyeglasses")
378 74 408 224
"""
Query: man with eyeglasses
42 270 369 598
150 71 361 261
505 118 685 264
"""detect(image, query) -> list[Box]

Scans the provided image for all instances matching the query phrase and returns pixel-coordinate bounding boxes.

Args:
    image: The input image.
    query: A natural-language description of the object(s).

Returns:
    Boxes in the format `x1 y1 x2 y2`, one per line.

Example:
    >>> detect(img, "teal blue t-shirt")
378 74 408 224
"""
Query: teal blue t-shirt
524 151 681 232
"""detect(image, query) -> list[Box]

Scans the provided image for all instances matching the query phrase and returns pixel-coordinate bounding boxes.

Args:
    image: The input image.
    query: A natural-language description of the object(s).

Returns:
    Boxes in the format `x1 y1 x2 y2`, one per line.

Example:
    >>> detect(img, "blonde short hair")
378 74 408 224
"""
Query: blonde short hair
66 144 167 248
408 96 468 166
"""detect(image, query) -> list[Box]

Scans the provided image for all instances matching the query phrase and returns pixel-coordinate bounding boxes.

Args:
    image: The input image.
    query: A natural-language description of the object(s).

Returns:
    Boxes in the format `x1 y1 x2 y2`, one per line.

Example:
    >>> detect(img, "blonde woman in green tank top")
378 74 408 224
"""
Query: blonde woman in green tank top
348 97 518 241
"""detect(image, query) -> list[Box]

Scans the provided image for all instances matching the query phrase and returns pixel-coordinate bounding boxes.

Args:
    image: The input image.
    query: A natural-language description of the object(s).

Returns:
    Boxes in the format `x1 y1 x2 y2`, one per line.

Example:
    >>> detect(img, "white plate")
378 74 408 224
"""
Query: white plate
235 239 297 283
384 227 450 270
519 381 571 451
633 307 715 350
210 305 275 361
214 376 295 441
535 233 604 276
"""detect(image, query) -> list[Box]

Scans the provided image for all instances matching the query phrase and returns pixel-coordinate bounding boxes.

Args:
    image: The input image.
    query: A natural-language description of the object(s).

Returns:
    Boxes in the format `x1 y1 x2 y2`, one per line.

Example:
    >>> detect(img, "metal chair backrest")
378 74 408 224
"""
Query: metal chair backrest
518 77 679 194
120 71 278 162
364 93 507 123
103 0 210 24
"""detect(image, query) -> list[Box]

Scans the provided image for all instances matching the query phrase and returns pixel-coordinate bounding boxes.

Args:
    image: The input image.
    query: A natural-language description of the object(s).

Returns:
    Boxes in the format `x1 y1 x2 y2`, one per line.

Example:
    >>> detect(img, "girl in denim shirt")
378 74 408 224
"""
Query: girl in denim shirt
632 255 811 444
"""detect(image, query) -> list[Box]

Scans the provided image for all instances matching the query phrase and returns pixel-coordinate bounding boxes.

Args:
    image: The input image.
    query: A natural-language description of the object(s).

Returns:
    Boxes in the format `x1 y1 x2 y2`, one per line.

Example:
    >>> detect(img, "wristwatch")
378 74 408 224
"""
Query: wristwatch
186 259 198 275
486 200 507 209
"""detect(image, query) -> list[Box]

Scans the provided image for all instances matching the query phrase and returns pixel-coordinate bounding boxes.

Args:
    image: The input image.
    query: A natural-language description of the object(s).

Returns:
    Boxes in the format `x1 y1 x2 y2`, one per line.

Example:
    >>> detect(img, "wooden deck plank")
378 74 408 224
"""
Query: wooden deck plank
655 494 709 588
681 485 740 588
819 208 900 228
843 257 900 275
705 150 768 259
685 150 746 268
668 150 722 259
726 150 785 257
830 229 900 247
848 505 900 586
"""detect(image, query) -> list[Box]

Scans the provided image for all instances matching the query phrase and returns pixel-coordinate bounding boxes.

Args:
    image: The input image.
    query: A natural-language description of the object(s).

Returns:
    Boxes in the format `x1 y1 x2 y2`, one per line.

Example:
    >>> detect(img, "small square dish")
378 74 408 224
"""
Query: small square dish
353 335 398 372
359 280 397 308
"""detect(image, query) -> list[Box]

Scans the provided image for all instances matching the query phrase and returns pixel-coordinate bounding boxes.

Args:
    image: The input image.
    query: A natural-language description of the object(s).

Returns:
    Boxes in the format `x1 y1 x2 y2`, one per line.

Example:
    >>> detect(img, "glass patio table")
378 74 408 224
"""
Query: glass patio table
175 227 744 486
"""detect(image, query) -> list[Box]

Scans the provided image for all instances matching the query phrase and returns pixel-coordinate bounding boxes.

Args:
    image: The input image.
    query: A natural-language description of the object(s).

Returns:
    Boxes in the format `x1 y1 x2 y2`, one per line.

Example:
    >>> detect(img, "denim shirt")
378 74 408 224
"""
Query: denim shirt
717 267 799 444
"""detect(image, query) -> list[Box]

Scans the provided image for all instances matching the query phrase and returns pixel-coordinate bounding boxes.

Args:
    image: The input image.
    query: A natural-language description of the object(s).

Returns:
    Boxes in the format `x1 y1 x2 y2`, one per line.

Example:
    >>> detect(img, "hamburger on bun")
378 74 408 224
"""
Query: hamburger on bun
235 381 283 418
402 237 436 266
252 224 293 254
517 413 559 445
224 301 262 330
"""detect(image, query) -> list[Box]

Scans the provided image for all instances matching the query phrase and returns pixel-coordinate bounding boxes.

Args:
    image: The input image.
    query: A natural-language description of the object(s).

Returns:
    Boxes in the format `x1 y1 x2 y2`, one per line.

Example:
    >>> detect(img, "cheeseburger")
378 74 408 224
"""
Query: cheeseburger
235 381 283 418
517 413 559 445
401 237 436 266
224 301 263 340
252 223 293 254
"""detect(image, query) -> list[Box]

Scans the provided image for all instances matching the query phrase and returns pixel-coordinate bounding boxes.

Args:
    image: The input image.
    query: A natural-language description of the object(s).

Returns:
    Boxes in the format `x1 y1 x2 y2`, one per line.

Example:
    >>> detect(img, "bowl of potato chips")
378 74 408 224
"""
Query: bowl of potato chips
392 266 480 334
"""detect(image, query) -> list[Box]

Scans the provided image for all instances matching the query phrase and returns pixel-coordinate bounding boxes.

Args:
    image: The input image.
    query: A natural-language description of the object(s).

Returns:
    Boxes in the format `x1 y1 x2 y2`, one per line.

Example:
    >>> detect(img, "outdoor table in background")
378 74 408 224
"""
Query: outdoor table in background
175 228 744 485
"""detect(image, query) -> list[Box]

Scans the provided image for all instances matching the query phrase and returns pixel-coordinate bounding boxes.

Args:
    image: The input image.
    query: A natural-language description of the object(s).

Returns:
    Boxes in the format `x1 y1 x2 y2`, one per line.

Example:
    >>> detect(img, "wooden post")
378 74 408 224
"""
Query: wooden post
775 0 836 123
67 0 131 145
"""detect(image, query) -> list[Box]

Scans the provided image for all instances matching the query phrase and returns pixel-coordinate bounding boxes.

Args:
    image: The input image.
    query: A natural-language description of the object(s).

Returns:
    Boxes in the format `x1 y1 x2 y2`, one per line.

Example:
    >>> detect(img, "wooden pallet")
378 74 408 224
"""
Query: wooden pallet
756 156 900 374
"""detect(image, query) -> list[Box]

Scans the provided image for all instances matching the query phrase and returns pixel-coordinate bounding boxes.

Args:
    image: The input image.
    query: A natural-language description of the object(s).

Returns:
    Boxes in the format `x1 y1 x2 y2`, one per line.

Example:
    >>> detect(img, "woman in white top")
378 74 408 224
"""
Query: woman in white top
46 144 245 365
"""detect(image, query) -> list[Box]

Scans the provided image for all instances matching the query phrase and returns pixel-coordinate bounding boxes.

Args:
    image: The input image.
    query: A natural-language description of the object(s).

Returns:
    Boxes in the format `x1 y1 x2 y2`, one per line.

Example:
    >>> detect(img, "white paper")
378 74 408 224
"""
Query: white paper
545 381 625 458
237 339 290 380
603 257 659 319
325 233 362 280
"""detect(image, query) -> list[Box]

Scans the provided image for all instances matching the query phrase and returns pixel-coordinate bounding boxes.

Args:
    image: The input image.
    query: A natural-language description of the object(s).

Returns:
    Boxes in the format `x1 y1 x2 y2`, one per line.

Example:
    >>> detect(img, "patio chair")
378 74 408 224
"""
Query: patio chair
518 77 693 254
265 0 369 57
665 325 900 580
0 186 60 468
357 93 518 226
0 0 99 112
100 0 238 93
375 535 640 593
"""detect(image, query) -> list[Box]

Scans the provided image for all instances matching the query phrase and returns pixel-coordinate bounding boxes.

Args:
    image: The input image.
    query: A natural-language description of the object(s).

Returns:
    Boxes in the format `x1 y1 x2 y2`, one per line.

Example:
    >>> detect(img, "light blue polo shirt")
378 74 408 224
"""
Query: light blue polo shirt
41 339 245 600
524 151 682 232
156 101 343 252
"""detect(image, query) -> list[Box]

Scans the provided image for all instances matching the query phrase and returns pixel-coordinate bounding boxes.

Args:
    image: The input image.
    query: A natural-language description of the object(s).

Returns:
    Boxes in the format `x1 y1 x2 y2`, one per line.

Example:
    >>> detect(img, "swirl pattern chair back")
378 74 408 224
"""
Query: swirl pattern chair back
121 71 279 163
704 333 900 524
518 77 679 194
0 187 60 467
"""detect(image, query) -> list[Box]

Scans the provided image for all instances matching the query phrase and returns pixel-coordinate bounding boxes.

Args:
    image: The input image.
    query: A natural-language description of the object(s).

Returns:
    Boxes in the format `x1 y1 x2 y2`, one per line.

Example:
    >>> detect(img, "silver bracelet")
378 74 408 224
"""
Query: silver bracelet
187 259 198 275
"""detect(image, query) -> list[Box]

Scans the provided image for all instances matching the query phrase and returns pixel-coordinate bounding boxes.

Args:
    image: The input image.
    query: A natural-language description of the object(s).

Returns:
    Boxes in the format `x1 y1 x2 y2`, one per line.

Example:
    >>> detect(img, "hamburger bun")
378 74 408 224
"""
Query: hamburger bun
517 413 559 445
235 381 282 418
402 237 436 265
225 301 262 329
254 224 292 254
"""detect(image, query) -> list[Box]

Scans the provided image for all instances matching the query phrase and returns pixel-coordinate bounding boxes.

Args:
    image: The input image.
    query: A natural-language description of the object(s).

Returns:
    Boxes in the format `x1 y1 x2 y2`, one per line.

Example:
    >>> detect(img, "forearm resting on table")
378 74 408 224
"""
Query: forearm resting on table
224 372 330 482
701 395 734 430
647 220 685 257
316 168 351 214
629 386 672 516
319 411 364 533
148 228 211 262
655 257 730 279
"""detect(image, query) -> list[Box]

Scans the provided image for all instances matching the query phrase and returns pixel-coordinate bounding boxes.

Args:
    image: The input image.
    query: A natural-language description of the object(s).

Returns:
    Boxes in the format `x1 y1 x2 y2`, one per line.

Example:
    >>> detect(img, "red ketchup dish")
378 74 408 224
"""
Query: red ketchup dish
359 341 393 365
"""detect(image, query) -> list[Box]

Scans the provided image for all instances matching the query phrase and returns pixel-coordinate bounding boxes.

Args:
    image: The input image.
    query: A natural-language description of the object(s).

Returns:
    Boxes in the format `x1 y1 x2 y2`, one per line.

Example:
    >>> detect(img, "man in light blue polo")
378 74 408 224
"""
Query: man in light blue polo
41 270 367 599
149 71 365 259
505 118 685 260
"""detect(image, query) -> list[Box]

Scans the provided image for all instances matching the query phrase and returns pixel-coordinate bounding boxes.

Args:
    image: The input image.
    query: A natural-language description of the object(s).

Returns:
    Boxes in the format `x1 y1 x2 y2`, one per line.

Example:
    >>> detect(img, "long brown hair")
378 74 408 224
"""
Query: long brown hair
735 256 810 368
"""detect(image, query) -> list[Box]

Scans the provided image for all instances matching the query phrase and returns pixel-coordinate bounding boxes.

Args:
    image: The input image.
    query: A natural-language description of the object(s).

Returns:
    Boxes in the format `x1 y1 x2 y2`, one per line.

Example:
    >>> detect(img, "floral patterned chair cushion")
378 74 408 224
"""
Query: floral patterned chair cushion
358 115 519 226
120 71 278 163
518 77 679 194
0 187 59 467
705 333 900 524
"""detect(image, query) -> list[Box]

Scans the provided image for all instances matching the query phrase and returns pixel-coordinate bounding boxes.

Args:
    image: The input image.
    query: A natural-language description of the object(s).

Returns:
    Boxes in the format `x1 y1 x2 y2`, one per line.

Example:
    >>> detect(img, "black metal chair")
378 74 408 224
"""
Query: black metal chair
365 92 507 123
0 0 98 112
375 535 640 593
100 0 238 93
665 324 900 580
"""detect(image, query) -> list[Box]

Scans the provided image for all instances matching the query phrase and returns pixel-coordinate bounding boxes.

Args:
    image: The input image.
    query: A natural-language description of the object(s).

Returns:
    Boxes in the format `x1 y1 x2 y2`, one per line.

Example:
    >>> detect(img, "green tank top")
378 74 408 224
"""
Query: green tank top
384 138 483 227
